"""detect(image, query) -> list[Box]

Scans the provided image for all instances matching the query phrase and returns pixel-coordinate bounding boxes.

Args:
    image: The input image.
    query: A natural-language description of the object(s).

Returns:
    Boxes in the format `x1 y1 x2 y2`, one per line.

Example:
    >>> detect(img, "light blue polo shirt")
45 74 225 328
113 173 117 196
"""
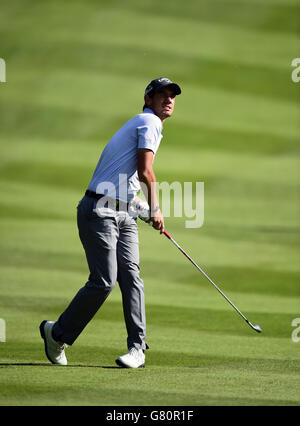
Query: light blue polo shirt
88 108 163 202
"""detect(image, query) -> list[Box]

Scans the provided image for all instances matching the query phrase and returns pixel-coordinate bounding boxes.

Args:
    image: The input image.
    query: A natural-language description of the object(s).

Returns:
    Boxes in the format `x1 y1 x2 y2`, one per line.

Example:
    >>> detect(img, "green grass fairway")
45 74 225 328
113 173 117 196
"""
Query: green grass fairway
0 0 299 406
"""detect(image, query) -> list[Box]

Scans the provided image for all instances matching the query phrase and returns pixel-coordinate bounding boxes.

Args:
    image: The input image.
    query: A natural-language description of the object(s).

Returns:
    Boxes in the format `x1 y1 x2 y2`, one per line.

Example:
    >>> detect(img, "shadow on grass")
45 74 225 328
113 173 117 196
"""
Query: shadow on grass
0 362 119 369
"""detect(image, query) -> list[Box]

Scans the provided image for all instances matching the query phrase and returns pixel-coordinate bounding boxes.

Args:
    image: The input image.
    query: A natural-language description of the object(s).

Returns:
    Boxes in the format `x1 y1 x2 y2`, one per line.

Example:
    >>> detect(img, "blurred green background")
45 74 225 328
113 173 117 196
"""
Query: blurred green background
0 0 299 406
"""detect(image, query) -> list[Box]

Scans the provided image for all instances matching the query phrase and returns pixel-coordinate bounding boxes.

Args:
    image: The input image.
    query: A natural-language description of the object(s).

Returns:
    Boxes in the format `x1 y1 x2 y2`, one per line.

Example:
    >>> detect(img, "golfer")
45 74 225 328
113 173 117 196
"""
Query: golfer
40 77 181 368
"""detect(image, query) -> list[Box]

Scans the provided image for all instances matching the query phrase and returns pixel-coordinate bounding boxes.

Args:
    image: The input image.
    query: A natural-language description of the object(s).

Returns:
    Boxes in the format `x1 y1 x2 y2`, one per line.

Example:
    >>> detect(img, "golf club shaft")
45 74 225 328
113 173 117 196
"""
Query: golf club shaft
163 230 250 325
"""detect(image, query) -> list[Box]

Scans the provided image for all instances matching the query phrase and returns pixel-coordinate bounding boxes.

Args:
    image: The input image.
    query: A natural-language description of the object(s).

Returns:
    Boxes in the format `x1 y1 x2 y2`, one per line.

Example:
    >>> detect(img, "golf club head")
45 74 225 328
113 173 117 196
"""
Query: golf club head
249 322 262 333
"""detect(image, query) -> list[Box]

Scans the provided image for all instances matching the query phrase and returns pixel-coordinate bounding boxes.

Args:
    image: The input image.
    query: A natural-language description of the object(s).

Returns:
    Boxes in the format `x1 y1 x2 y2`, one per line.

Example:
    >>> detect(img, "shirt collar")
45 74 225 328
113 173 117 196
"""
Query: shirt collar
143 108 155 115
143 108 163 129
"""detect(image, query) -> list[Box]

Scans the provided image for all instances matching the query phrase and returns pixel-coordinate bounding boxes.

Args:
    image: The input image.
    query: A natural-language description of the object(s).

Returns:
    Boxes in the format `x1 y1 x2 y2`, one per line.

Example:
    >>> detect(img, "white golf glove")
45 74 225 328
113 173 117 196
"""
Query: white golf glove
129 199 150 222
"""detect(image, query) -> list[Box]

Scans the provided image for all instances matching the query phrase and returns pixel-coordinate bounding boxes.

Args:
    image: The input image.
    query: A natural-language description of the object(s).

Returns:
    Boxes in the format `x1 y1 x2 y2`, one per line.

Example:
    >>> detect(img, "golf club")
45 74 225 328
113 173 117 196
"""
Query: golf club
162 229 262 333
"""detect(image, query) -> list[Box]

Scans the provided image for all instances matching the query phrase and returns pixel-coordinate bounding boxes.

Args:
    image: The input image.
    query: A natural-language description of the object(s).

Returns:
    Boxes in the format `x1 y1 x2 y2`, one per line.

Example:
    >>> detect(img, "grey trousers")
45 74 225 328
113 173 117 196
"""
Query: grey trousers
52 195 147 350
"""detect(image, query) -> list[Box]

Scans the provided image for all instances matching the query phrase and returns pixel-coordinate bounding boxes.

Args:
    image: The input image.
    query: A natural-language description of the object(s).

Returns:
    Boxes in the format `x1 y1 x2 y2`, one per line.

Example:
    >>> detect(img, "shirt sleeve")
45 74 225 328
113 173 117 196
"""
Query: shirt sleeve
137 115 162 155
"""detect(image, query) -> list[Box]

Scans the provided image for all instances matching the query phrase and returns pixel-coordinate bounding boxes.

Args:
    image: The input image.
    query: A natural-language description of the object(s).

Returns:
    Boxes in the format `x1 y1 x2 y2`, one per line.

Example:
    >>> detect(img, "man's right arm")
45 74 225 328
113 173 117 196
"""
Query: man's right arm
137 148 164 233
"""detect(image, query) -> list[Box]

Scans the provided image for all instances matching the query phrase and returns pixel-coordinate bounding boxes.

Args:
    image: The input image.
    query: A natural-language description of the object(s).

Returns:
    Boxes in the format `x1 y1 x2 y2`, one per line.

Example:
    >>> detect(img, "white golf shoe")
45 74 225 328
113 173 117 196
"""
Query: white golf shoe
116 347 145 368
39 320 68 366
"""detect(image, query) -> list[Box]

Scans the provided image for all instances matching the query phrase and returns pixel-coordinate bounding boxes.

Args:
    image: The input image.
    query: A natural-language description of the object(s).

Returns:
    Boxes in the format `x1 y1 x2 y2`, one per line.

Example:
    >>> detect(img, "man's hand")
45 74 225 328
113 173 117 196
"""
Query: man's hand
149 207 164 234
131 197 164 233
131 198 150 221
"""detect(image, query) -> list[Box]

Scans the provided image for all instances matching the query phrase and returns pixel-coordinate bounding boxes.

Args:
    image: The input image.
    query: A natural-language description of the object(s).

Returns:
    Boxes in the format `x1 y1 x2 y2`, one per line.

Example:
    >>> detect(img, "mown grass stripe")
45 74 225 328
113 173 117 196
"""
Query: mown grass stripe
2 38 298 104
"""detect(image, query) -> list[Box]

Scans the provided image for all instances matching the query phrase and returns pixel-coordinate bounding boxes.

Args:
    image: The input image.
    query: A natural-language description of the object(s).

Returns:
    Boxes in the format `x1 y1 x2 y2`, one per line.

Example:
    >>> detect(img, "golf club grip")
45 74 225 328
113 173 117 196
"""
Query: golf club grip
163 230 172 239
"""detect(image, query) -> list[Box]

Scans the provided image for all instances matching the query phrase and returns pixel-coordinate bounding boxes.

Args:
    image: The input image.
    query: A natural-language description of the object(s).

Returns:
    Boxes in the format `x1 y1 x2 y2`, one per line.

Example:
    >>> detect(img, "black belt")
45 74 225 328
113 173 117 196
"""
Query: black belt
85 190 129 211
